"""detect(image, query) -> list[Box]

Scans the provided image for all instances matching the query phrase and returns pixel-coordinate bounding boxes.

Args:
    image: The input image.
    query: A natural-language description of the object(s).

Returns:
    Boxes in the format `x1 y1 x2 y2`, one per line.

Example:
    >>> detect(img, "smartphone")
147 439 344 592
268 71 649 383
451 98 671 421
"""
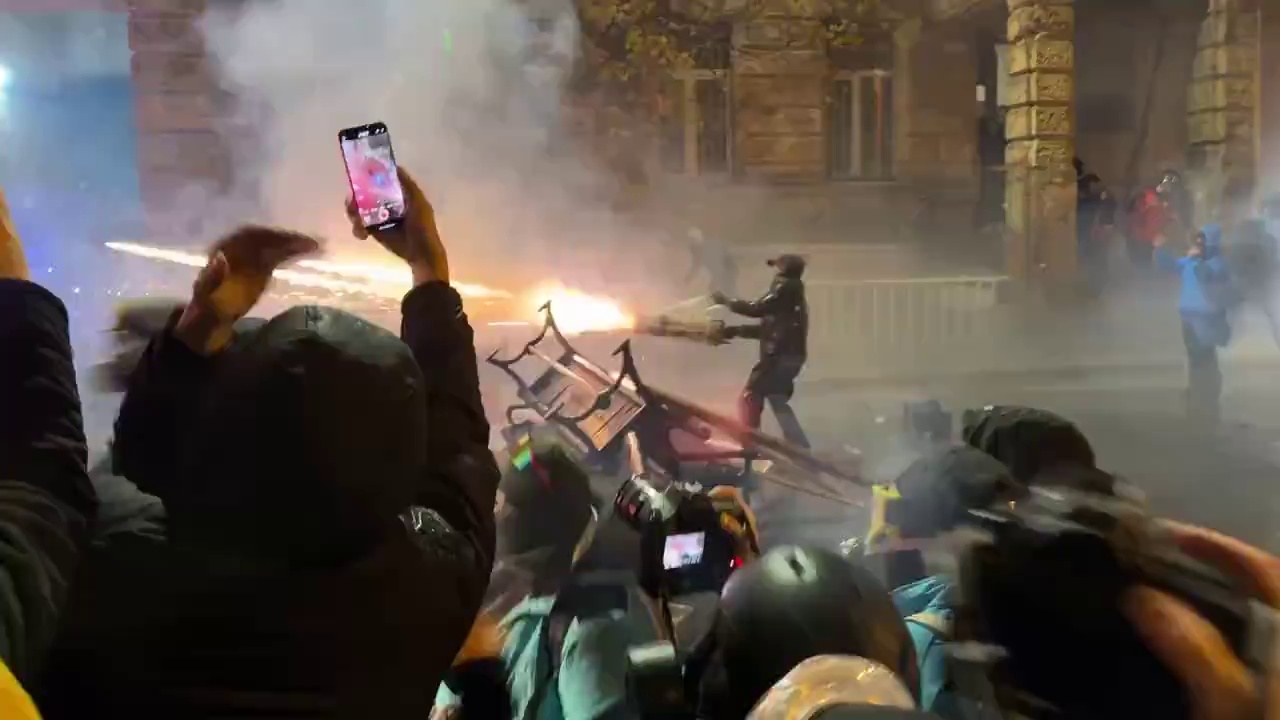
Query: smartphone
338 122 407 232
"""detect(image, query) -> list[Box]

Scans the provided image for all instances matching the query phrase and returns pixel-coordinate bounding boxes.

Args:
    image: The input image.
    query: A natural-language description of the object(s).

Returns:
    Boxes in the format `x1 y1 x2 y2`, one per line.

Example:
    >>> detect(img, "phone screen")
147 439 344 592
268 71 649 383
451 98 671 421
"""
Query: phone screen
663 532 706 570
339 123 406 232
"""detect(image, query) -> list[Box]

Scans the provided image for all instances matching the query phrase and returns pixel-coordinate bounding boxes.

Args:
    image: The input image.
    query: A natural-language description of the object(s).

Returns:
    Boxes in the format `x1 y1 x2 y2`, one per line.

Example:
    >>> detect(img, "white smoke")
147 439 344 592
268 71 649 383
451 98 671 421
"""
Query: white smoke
199 0 683 301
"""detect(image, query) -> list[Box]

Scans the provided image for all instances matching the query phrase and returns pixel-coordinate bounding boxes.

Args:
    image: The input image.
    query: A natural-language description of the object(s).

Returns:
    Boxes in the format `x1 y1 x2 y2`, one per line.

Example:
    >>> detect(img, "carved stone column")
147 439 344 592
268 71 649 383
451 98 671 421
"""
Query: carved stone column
1187 0 1259 223
1003 0 1075 283
731 0 827 182
128 0 233 239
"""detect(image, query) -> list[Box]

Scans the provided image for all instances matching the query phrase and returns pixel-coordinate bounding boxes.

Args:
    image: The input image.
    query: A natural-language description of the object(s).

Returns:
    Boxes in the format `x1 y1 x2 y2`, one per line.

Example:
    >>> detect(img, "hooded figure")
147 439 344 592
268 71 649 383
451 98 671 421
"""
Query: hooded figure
960 405 1099 489
40 284 500 718
712 254 810 449
1155 224 1233 425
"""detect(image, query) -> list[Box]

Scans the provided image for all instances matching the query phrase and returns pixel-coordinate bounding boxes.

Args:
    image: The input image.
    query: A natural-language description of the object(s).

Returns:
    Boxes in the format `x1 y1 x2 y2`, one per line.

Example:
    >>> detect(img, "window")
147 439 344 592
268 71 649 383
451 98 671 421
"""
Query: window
661 71 732 175
827 70 894 180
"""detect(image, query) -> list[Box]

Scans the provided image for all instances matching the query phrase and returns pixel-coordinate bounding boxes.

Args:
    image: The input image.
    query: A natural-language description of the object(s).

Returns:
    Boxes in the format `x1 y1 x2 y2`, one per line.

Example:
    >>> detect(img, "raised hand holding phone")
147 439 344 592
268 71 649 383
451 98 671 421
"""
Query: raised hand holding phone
338 123 449 287
345 167 449 287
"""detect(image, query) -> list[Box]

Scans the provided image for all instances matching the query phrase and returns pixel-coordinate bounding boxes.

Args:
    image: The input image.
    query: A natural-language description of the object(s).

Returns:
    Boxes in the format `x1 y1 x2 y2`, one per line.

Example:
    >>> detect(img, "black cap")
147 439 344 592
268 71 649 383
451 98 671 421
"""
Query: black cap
767 254 806 278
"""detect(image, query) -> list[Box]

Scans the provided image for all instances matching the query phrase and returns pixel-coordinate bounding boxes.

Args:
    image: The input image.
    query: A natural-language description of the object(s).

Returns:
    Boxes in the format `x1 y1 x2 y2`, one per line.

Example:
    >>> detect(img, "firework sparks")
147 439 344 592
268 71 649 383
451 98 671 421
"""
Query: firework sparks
525 282 635 335
104 241 634 335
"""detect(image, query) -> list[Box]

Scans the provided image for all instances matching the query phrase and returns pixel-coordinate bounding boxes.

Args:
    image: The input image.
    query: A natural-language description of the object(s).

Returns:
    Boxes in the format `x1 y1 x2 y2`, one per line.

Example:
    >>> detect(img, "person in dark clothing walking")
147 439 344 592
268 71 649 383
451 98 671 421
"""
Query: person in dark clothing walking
711 254 811 448
0 185 98 718
1075 160 1115 293
37 168 501 719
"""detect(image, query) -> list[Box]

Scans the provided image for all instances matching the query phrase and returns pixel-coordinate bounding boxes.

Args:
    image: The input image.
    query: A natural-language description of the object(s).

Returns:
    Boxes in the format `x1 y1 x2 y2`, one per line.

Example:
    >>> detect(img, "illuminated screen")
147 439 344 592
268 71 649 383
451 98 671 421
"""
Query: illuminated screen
341 127 406 229
663 532 706 570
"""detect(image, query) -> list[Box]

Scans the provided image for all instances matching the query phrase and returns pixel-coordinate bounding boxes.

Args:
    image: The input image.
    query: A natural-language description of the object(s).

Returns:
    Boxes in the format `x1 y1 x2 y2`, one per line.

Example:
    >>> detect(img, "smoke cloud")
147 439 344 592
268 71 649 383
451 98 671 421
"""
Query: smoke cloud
199 0 685 303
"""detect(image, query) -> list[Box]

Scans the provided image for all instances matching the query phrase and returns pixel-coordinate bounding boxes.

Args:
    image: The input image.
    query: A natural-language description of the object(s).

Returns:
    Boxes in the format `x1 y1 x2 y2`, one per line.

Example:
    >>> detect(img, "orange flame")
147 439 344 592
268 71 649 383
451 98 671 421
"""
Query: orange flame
526 282 635 335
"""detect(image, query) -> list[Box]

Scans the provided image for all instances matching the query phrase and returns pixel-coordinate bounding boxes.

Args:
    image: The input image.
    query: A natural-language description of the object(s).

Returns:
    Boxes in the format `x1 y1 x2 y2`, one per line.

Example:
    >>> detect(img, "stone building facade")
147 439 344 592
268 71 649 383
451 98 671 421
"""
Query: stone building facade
126 0 237 237
8 0 1277 280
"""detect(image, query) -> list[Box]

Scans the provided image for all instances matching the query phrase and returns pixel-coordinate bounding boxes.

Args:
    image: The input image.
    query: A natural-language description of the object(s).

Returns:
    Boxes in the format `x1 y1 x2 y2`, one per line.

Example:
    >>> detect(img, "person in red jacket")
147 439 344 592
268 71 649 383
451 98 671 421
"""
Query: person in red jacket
1127 170 1192 269
1126 185 1169 267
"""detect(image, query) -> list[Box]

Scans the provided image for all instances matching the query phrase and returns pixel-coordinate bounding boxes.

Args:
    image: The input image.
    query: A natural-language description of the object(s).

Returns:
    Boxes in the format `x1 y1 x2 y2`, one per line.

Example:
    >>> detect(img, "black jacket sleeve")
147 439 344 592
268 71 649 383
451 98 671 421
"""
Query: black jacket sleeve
401 282 500 577
0 279 96 682
725 284 785 319
111 313 215 501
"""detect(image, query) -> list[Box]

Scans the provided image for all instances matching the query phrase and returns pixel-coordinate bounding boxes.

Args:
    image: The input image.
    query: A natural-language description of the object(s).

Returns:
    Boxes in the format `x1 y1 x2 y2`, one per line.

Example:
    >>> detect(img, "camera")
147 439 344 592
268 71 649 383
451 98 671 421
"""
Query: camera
614 474 749 599
952 487 1275 720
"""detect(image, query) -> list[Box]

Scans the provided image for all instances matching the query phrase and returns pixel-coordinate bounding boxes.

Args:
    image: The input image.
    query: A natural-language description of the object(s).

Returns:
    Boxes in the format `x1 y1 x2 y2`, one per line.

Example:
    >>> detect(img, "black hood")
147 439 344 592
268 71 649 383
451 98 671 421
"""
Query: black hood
173 305 427 566
961 405 1096 486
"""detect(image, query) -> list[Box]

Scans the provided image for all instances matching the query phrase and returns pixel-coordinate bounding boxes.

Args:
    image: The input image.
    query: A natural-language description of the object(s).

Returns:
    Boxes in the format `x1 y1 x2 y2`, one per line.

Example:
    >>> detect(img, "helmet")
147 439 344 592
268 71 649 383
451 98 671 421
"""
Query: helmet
694 545 919 718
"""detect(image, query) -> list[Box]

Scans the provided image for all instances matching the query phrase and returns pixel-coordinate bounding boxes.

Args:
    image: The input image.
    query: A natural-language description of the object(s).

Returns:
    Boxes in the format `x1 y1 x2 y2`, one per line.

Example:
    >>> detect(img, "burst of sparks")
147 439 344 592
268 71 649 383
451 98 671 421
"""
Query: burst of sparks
526 282 635 335
104 241 635 335
103 241 507 299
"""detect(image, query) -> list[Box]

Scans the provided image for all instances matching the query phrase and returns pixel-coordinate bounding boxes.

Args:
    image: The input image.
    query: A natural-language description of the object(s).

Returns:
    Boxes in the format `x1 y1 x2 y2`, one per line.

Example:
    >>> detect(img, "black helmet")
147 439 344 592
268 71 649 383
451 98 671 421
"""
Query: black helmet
694 545 919 718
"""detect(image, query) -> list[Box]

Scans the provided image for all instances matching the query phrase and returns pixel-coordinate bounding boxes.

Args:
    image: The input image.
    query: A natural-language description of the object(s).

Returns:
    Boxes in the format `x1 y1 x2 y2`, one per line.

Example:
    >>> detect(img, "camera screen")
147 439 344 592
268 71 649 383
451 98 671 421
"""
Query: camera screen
663 532 706 569
341 127 406 230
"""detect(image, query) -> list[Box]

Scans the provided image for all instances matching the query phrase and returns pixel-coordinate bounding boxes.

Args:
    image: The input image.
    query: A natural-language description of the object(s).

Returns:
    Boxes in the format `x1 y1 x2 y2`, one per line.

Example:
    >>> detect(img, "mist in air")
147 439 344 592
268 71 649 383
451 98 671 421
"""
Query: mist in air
200 0 682 302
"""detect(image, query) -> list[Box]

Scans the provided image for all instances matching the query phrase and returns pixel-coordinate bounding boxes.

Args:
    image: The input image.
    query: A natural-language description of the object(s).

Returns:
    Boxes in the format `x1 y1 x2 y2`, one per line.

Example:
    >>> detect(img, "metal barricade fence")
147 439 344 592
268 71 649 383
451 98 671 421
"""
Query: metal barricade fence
804 276 1009 367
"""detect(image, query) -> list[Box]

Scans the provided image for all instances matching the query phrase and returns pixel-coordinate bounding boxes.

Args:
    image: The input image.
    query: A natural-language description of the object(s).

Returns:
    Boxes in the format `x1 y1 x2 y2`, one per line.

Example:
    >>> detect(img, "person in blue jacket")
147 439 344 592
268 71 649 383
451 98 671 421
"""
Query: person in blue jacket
1154 224 1233 425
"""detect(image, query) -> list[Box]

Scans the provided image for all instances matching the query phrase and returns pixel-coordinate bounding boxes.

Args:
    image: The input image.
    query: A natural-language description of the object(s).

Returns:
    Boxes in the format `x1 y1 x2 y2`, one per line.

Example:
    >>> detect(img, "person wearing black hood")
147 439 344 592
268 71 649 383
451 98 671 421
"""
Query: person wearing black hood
37 167 501 719
711 254 810 448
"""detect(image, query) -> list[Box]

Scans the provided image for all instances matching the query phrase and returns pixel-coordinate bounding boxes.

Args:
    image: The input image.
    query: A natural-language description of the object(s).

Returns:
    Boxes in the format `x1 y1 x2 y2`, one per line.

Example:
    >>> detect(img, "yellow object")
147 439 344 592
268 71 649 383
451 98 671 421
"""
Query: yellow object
0 661 41 720
864 484 902 552
0 184 30 280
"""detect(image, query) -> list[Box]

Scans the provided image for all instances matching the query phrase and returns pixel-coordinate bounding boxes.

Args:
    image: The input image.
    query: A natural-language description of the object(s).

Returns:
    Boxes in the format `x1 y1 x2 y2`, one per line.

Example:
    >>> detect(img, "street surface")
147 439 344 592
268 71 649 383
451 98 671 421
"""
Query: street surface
82 343 1280 556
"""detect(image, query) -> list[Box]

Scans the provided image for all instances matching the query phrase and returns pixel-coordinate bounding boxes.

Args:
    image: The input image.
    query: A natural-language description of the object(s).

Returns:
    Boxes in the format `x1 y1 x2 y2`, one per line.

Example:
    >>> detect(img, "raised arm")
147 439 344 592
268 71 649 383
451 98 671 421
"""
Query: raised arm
1153 244 1186 274
401 281 500 574
717 281 786 319
347 167 500 578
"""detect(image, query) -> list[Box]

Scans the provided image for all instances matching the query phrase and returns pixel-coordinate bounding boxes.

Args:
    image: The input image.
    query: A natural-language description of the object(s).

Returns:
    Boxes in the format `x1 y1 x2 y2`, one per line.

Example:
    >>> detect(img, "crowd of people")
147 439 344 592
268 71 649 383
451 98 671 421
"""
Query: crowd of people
3 160 1280 720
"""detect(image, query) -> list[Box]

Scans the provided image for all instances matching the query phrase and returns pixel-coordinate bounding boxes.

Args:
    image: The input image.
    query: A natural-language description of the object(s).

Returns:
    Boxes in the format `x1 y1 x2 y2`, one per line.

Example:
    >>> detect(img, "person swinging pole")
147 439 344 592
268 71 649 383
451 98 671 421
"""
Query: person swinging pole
711 254 811 449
